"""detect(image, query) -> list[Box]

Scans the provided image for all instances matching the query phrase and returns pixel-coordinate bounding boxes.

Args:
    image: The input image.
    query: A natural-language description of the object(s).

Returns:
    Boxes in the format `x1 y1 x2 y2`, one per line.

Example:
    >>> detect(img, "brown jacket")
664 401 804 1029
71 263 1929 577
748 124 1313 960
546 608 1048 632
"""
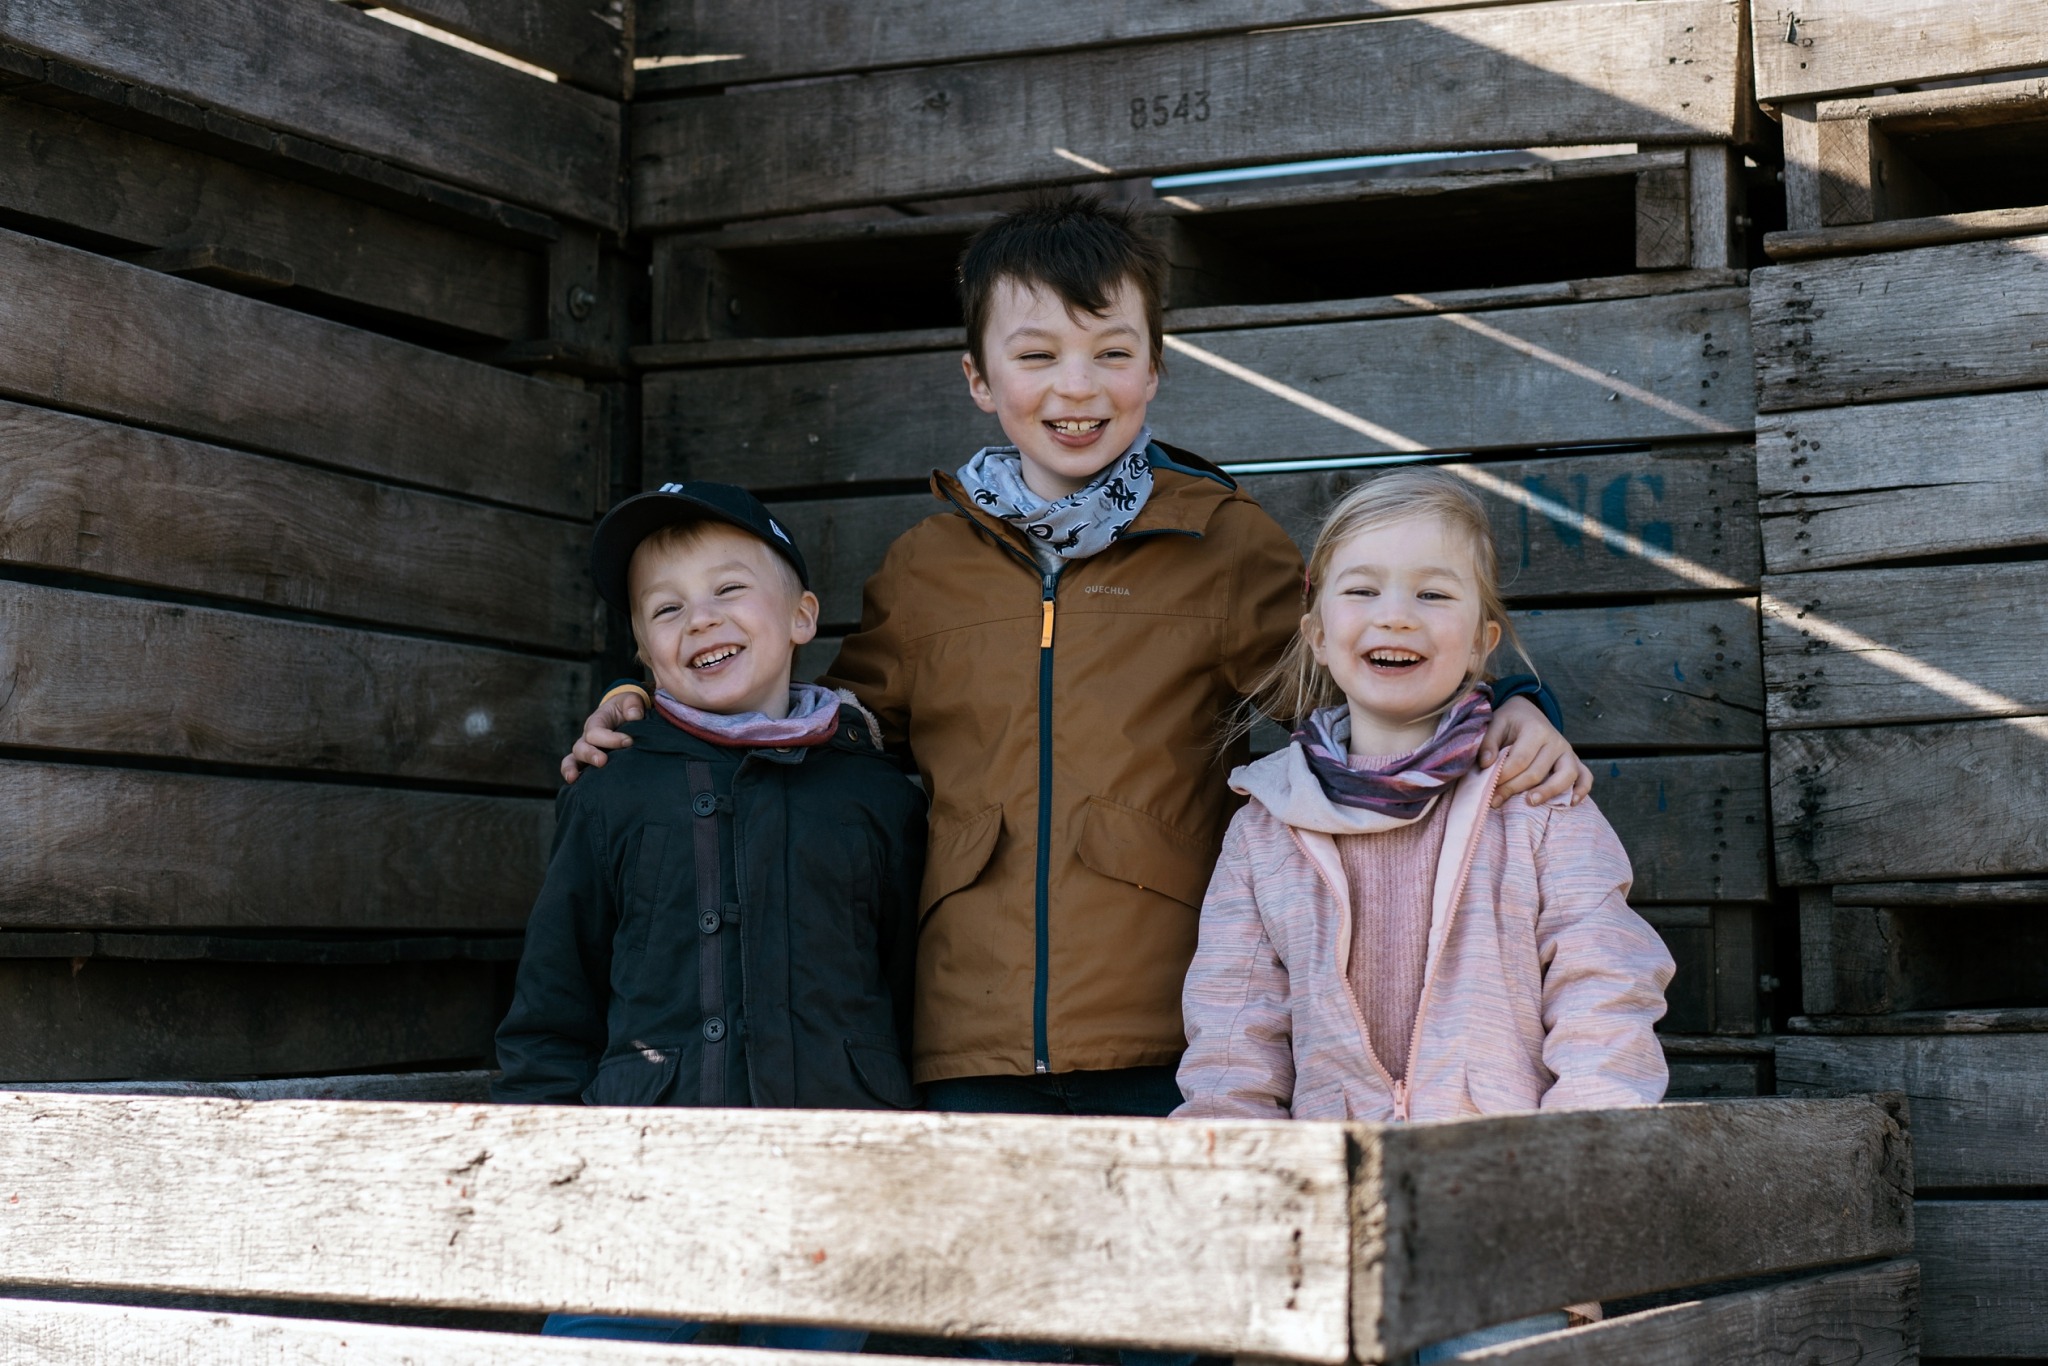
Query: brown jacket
820 444 1303 1083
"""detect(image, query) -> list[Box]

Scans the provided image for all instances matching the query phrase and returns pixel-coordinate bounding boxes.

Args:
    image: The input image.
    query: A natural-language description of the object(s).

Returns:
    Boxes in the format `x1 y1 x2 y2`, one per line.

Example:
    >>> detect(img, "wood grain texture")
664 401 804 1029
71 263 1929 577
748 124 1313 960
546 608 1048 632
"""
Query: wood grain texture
1757 389 2048 573
773 446 1760 627
0 583 586 788
1762 562 2048 728
1595 754 1771 903
0 1100 1355 1359
1767 203 2048 261
1752 0 2048 104
1779 1035 2048 1189
1833 879 2048 906
378 0 629 96
0 0 621 225
648 290 1753 490
11 1071 496 1102
1791 1007 2048 1035
1457 1260 1918 1364
1771 718 2048 884
1753 234 2048 413
0 401 594 652
1916 1200 2048 1358
0 958 501 1081
0 1300 875 1366
1352 1097 1913 1359
1665 1057 1770 1097
0 226 595 517
1516 598 1762 750
633 1 1744 226
636 0 1593 91
0 93 541 340
0 761 547 932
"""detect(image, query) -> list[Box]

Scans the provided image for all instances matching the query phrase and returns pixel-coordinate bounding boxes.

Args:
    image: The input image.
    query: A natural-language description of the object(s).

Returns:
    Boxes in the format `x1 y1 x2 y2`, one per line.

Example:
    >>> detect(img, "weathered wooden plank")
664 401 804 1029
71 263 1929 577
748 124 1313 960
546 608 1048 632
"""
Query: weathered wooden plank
1794 897 2048 1019
1595 754 1771 903
1780 1036 2048 1188
1753 234 2048 412
648 290 1753 490
1465 1260 1918 1364
0 584 585 788
1352 1097 1912 1359
0 1101 1355 1360
1753 0 2048 104
1917 1201 2048 1358
0 93 541 340
633 1 1745 226
634 270 1749 367
0 0 621 225
0 932 519 965
1791 1007 2048 1035
1834 879 2048 906
377 0 629 96
1763 562 2048 728
1516 599 1762 750
1771 718 2048 884
0 226 595 517
1765 203 2048 261
1651 905 1766 1036
0 761 547 931
0 402 593 652
0 1300 870 1366
1757 389 2048 573
636 0 1593 91
1666 1058 1770 1097
0 958 500 1081
9 1071 496 1103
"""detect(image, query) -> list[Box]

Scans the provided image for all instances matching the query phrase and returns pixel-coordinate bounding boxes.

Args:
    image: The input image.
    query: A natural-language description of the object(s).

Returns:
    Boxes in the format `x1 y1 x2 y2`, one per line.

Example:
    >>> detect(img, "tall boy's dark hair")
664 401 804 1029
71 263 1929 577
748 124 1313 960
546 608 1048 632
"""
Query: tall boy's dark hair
957 192 1169 377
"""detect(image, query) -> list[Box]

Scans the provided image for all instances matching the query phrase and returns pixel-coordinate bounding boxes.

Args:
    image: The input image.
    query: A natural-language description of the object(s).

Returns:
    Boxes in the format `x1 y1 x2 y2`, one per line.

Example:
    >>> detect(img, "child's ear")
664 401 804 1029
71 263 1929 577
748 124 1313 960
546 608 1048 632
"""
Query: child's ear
961 351 998 414
1475 618 1503 668
790 589 820 647
1301 610 1327 666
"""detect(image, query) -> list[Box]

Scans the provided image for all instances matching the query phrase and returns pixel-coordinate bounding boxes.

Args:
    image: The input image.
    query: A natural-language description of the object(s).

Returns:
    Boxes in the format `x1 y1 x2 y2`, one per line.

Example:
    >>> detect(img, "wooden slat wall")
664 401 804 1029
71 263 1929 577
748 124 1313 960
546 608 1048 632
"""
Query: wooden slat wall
0 0 621 226
378 0 631 96
1751 0 2048 105
0 5 621 1084
632 0 1746 227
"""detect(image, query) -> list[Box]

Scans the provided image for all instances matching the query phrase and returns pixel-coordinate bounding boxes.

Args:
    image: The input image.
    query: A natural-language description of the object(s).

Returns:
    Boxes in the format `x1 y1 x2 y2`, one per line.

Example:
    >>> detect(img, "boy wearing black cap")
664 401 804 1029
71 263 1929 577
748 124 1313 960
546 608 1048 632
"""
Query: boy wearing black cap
494 481 925 1349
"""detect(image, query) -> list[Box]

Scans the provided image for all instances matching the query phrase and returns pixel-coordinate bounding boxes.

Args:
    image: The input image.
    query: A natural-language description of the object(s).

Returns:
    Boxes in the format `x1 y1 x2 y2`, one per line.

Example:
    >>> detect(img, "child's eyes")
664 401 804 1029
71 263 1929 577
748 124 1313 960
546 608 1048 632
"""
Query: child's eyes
651 603 680 619
716 581 747 596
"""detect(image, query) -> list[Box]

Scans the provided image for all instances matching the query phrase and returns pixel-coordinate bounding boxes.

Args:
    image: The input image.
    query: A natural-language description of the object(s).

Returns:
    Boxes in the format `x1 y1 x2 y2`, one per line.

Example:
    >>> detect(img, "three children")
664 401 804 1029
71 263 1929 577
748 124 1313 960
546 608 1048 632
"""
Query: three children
509 193 1673 1354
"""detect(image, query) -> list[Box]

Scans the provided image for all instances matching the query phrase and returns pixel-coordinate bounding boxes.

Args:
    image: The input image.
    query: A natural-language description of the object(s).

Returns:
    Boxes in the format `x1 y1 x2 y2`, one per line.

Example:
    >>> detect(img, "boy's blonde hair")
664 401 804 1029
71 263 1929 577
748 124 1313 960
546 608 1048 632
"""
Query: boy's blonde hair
1240 467 1530 734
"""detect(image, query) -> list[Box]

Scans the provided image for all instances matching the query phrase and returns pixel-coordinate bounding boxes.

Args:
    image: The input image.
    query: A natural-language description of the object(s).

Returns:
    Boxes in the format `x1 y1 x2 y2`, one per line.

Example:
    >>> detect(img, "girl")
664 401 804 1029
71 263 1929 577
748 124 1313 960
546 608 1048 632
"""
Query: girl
1174 468 1673 1360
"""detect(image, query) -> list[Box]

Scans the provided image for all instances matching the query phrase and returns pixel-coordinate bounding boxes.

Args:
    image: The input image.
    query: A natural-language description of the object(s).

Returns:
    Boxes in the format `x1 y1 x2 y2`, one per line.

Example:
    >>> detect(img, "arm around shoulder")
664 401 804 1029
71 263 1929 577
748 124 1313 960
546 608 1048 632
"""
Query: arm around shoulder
1175 814 1297 1120
1529 799 1676 1110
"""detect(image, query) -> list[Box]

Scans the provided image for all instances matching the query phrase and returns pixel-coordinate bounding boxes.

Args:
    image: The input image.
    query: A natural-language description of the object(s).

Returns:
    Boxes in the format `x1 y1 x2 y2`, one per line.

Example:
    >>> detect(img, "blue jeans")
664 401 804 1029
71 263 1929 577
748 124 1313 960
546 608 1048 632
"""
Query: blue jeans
928 1067 1194 1366
542 1314 867 1351
1411 1311 1571 1362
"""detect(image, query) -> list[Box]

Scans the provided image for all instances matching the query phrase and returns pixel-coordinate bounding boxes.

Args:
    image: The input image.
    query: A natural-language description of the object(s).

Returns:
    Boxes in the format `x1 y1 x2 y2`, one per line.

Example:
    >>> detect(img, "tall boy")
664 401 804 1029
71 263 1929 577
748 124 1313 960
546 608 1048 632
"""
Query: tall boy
568 196 1587 1120
497 482 925 1348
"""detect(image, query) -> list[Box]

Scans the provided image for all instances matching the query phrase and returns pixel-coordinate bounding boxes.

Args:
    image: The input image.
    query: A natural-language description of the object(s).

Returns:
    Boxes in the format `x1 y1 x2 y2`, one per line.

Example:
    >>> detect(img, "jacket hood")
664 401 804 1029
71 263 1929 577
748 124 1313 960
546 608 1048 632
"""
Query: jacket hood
1229 743 1434 836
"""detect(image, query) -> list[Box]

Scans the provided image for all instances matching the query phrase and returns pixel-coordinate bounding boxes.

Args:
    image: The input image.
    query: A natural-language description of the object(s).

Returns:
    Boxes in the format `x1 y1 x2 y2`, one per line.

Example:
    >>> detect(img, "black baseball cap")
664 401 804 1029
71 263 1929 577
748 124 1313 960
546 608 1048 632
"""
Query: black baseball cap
590 480 811 613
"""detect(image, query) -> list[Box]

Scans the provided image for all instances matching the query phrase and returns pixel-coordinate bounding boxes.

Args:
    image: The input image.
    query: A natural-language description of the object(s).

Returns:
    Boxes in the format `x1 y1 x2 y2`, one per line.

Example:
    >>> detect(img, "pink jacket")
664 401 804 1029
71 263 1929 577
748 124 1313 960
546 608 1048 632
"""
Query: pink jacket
1175 744 1673 1122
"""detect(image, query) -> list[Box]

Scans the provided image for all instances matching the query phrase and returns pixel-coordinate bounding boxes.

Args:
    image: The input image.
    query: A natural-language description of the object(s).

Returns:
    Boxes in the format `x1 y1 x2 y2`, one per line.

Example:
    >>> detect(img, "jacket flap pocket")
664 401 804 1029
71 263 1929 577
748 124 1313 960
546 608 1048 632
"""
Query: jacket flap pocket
845 1034 918 1110
918 803 1003 917
581 1049 681 1108
1075 796 1213 909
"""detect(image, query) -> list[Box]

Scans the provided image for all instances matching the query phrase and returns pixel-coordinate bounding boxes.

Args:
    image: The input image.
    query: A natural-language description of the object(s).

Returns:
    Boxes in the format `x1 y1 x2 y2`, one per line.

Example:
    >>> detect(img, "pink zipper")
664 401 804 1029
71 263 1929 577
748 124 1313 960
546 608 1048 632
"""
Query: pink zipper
1392 759 1505 1121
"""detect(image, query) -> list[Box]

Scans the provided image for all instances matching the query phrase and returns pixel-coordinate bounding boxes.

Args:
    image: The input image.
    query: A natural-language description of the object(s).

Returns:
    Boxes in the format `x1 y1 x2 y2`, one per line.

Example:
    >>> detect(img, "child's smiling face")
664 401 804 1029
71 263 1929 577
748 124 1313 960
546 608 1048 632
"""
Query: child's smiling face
1306 514 1502 756
630 523 819 719
962 275 1160 502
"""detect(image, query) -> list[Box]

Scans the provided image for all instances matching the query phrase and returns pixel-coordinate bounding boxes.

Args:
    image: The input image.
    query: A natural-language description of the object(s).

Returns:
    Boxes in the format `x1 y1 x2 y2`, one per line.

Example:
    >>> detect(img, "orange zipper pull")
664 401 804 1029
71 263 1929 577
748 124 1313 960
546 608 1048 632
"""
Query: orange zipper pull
1040 598 1055 648
1393 1078 1410 1122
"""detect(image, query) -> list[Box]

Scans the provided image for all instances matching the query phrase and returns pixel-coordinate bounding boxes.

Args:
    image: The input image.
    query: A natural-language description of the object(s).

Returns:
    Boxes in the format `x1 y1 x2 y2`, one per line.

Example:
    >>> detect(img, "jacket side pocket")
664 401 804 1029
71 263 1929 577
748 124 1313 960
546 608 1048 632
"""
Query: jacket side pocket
1075 795 1215 909
917 803 1003 922
581 1049 682 1107
845 1033 918 1109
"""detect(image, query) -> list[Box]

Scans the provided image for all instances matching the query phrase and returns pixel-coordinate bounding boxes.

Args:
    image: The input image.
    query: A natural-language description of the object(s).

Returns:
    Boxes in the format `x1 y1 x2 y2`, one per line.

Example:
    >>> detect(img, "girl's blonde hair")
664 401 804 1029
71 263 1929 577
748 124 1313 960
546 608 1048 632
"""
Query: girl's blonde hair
1238 466 1530 736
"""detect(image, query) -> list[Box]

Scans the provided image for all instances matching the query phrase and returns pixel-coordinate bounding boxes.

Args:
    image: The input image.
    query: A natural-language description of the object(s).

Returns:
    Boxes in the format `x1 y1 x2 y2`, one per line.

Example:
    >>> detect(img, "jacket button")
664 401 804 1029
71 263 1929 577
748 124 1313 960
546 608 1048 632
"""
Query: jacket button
702 1016 727 1043
697 909 720 935
691 792 717 817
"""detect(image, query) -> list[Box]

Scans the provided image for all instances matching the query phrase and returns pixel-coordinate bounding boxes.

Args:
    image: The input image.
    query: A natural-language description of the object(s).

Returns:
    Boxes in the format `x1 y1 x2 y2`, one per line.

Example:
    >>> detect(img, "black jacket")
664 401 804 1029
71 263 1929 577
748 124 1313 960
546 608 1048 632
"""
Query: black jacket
493 704 927 1110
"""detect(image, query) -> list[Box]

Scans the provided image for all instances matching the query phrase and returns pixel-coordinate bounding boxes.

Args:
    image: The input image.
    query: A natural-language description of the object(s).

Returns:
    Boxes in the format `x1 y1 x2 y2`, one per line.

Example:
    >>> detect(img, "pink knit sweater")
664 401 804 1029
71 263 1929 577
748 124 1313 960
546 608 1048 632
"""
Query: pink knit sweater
1336 753 1453 1084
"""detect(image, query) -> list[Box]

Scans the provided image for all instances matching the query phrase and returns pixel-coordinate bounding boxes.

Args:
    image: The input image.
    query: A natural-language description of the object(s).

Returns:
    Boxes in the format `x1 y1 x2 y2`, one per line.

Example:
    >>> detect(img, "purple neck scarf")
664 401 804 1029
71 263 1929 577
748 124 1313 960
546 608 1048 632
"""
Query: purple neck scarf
654 683 842 749
1291 686 1492 820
